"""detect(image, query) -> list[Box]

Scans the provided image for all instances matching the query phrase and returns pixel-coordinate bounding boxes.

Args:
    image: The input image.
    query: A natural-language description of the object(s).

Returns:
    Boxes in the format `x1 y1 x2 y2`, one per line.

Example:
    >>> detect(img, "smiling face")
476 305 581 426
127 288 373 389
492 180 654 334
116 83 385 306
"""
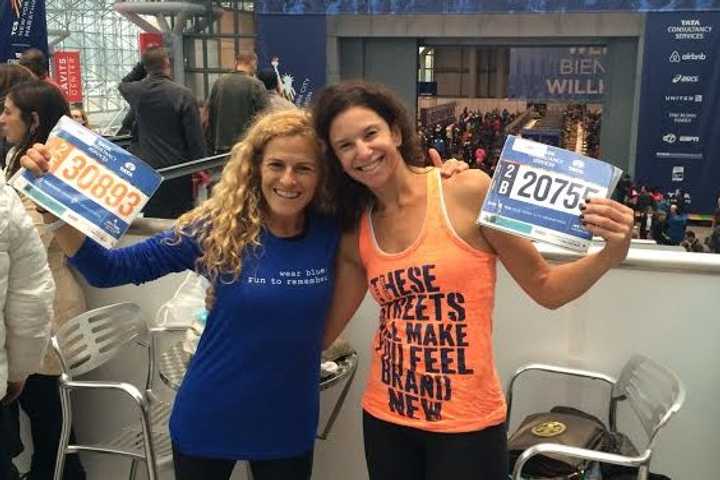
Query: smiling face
328 106 403 190
0 96 29 144
259 134 320 227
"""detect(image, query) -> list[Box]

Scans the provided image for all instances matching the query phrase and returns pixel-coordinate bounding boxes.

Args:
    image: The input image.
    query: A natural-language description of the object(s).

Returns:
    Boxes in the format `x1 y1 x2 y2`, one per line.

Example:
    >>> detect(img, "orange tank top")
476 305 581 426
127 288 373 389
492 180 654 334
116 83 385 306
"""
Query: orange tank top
360 168 506 432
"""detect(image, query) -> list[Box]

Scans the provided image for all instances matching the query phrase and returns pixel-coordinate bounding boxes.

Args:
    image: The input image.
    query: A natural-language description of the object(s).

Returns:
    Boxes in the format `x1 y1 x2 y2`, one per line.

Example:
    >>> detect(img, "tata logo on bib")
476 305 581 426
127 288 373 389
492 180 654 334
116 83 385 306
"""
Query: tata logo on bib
120 162 136 177
662 133 677 144
568 159 585 175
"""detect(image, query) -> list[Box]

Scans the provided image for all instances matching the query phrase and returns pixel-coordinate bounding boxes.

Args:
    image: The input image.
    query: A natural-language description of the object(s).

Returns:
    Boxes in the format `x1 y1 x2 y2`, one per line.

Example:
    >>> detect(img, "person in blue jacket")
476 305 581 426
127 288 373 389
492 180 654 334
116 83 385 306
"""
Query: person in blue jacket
21 109 340 480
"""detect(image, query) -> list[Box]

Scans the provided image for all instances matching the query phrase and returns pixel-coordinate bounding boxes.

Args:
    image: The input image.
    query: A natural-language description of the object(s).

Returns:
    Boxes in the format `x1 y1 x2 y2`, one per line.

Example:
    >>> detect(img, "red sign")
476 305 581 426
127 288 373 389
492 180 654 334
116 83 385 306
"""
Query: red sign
139 32 163 54
52 51 83 103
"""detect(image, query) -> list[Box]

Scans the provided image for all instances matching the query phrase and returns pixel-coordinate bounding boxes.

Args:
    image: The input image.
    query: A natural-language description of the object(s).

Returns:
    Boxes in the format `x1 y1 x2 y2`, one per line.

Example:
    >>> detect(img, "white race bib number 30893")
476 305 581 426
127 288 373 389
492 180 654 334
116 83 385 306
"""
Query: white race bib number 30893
50 141 145 222
497 163 606 215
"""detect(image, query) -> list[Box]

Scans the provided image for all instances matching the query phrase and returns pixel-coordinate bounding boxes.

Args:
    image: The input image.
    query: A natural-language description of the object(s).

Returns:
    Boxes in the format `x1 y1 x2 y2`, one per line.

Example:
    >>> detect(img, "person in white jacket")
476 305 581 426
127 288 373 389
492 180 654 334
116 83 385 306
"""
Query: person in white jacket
0 183 54 479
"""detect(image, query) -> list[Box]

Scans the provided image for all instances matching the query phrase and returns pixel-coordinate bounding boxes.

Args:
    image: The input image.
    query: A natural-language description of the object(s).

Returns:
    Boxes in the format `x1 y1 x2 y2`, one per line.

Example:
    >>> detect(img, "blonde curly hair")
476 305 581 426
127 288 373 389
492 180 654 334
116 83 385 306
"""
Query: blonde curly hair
173 108 333 283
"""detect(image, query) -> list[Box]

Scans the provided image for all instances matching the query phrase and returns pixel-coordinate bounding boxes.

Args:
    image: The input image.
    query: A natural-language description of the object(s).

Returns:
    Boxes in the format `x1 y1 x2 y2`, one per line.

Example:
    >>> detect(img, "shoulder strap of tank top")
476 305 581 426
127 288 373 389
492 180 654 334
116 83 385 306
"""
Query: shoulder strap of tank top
357 206 373 267
424 167 451 233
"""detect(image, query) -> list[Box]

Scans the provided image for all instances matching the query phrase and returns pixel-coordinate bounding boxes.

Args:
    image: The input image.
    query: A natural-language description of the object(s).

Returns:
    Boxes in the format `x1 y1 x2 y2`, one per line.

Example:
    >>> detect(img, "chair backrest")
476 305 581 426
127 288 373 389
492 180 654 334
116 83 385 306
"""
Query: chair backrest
53 302 146 377
610 355 686 450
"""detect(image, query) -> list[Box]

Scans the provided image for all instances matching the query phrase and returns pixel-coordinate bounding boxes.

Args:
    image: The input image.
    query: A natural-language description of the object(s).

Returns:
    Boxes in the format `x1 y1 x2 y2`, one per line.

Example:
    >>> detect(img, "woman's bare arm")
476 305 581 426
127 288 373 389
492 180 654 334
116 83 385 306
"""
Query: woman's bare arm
322 229 368 349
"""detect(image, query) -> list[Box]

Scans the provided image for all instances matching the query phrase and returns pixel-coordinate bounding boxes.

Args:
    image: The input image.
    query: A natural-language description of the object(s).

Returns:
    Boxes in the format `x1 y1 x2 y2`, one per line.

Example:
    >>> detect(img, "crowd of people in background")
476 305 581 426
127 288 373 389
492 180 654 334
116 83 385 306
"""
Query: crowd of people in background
418 107 517 177
613 175 720 253
561 104 601 159
419 103 603 180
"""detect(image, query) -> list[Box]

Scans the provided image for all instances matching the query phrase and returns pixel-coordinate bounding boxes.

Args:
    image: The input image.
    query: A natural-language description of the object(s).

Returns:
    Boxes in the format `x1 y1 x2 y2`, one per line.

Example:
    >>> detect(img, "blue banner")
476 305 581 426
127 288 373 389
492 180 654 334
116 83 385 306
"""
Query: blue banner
255 1 720 15
508 47 607 102
635 12 720 213
0 0 48 63
255 15 327 108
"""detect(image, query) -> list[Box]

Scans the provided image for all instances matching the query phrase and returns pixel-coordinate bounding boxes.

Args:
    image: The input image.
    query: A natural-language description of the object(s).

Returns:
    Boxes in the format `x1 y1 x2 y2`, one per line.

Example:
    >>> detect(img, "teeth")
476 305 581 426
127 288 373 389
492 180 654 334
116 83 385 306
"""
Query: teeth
275 189 300 199
357 158 381 172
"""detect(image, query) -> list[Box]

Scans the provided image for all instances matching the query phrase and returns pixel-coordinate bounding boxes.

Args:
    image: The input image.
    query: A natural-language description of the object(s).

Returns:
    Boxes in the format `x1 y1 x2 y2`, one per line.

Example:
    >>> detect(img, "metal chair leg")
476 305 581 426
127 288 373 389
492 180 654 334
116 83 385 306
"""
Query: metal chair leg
139 408 158 480
54 386 73 480
128 459 138 480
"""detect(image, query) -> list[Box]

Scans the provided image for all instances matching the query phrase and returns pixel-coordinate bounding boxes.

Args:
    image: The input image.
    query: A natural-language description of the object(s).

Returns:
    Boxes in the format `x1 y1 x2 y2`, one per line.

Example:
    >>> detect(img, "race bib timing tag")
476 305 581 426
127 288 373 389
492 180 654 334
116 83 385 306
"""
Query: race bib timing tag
11 116 162 248
478 135 622 252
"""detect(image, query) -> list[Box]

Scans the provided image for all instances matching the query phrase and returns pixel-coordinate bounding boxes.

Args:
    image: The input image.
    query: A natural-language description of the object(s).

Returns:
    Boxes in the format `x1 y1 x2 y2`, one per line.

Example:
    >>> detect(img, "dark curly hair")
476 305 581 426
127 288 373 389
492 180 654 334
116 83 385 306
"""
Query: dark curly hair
311 80 425 231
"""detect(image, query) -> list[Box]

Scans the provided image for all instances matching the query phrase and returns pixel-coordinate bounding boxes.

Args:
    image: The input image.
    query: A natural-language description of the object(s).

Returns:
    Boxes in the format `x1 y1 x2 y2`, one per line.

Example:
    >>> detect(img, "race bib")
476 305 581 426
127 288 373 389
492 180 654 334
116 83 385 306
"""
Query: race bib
11 116 162 248
477 135 622 252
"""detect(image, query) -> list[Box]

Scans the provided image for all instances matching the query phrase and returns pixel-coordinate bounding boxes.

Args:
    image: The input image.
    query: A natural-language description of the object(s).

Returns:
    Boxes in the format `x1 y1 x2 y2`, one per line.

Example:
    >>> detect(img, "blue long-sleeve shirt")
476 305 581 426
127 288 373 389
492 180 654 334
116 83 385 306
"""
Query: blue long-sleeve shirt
70 213 340 459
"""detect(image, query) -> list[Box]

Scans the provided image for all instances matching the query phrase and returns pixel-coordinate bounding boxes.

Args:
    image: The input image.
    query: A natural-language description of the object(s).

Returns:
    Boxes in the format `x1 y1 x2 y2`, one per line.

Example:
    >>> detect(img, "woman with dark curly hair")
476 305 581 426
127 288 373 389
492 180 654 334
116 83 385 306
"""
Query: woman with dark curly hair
313 80 634 480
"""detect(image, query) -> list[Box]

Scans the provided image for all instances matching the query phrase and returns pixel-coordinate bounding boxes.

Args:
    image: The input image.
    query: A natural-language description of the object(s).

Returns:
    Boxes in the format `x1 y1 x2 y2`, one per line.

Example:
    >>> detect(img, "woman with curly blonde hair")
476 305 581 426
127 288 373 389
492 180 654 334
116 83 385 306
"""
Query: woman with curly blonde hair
21 108 341 480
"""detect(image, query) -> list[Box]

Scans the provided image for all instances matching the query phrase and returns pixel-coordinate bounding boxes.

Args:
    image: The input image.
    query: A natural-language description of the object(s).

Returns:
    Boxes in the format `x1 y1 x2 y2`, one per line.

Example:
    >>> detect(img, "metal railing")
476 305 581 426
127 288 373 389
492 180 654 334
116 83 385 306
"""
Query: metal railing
155 152 230 181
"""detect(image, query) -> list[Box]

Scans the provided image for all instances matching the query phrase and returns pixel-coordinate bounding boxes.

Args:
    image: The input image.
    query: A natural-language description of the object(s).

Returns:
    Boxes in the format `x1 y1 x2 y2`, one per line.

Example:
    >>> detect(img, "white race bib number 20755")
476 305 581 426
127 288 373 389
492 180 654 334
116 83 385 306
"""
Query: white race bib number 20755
496 163 606 215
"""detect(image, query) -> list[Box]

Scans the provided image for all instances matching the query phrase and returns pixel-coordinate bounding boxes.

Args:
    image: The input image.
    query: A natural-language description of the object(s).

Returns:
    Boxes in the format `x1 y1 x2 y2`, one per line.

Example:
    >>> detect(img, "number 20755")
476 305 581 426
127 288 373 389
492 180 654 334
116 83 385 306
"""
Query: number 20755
497 163 604 215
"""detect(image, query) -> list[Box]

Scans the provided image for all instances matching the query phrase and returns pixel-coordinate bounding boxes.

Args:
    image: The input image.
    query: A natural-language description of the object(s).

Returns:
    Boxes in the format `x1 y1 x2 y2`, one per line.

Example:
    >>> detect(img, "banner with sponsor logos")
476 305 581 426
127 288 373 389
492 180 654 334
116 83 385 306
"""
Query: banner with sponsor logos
52 51 83 103
255 15 326 108
635 12 720 213
0 0 48 63
255 1 720 15
508 47 607 102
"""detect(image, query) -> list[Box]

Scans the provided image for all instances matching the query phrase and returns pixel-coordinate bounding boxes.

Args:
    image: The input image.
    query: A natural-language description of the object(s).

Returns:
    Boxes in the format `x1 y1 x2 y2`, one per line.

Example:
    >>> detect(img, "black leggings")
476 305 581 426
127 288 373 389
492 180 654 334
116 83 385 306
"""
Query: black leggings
172 444 313 480
362 410 508 480
5 374 86 480
0 404 15 480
